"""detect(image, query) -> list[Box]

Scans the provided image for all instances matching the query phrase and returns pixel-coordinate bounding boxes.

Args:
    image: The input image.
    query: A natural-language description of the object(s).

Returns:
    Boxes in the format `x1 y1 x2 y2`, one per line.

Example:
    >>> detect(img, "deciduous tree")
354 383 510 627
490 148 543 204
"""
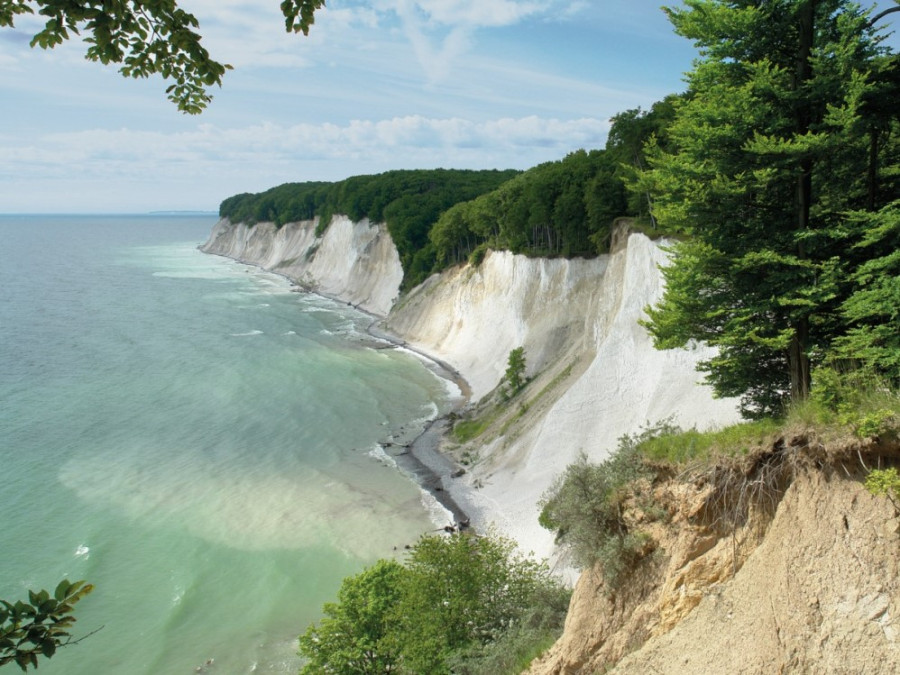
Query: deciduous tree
0 0 325 113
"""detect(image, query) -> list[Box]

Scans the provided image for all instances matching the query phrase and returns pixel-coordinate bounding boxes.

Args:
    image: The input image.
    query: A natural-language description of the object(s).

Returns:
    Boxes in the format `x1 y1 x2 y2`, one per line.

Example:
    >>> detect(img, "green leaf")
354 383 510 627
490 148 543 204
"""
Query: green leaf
53 580 70 603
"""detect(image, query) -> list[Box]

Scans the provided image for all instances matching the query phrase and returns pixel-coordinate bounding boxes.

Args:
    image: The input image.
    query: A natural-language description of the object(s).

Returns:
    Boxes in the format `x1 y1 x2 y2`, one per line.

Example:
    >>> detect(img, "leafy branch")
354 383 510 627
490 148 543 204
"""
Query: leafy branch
0 579 95 672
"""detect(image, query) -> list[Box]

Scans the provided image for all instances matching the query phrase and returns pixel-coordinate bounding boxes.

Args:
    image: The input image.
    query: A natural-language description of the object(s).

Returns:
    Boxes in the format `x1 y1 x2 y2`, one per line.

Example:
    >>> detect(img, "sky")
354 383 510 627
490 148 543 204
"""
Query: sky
1 1 898 213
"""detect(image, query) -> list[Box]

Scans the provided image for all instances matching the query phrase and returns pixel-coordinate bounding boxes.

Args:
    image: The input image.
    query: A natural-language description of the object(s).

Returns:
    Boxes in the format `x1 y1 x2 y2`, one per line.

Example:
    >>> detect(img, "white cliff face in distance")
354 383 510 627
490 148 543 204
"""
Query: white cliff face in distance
387 233 741 561
202 216 403 316
202 217 741 560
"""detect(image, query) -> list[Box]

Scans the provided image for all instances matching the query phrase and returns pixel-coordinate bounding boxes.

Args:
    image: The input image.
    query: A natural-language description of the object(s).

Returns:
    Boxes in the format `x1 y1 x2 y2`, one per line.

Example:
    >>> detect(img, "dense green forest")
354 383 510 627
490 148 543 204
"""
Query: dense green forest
639 0 900 417
219 169 518 289
217 104 672 289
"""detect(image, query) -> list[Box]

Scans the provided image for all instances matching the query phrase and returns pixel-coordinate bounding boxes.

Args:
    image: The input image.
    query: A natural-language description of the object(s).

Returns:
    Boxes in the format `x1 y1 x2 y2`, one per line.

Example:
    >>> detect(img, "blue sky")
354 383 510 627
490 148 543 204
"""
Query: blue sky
1 0 897 213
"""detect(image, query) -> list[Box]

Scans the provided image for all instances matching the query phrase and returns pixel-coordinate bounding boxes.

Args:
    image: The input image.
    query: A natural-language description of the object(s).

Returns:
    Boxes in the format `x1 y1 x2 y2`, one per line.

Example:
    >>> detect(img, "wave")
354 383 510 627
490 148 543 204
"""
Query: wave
229 330 263 337
367 444 398 470
419 489 455 529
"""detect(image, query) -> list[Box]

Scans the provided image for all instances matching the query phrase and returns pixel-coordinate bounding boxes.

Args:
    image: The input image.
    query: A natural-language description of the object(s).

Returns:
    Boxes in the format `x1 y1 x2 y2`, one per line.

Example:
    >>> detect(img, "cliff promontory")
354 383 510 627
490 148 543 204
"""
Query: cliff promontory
202 216 403 316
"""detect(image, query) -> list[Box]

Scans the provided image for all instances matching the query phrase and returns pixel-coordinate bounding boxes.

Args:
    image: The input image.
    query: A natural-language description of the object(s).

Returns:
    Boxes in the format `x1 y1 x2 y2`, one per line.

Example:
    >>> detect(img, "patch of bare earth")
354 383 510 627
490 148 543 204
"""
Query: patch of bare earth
528 435 900 674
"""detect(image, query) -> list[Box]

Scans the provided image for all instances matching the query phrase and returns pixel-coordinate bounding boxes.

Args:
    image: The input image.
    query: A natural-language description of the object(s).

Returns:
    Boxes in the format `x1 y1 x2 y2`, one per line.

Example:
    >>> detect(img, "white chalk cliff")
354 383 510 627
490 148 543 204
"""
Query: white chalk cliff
202 216 740 558
202 216 402 316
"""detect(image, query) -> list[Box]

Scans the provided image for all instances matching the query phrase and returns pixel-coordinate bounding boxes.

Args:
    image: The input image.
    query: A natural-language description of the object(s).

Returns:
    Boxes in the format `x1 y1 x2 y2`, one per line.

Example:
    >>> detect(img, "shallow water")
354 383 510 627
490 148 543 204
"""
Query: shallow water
0 215 454 673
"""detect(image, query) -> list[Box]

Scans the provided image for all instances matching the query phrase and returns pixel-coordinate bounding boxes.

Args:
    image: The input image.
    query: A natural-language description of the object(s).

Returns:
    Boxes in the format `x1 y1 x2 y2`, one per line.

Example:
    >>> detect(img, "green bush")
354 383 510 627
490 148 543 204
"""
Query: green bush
809 366 899 437
865 467 900 512
539 424 663 586
446 583 569 675
468 242 489 267
298 560 404 675
298 534 567 675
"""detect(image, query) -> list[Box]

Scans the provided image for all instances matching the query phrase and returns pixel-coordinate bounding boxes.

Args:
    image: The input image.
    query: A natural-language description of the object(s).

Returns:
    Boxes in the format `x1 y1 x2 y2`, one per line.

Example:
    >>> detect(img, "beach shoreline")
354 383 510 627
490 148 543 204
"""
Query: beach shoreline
200 246 476 532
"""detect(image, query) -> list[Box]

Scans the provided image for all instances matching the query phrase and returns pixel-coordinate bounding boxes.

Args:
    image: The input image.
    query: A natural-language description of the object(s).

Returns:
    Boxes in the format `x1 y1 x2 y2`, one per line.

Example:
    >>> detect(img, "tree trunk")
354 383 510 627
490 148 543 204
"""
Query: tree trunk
791 0 816 401
867 126 879 211
789 318 811 402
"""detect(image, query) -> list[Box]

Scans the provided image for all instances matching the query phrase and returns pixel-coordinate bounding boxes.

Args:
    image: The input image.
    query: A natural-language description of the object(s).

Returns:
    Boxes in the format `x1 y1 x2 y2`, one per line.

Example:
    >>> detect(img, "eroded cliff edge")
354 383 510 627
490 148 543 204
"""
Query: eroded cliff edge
527 435 900 674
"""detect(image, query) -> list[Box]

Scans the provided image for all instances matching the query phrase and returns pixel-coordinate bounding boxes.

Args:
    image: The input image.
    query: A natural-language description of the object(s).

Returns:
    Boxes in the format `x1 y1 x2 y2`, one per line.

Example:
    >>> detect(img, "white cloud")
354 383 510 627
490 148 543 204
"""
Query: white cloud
0 115 610 210
374 0 559 83
3 115 607 166
388 0 544 28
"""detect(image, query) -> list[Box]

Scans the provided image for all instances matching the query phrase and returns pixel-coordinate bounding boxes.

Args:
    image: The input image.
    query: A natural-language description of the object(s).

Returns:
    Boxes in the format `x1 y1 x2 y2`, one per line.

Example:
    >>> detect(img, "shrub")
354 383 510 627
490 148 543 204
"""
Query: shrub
809 366 899 438
298 560 405 675
865 467 900 512
468 243 489 267
446 583 570 675
538 424 664 586
299 534 566 675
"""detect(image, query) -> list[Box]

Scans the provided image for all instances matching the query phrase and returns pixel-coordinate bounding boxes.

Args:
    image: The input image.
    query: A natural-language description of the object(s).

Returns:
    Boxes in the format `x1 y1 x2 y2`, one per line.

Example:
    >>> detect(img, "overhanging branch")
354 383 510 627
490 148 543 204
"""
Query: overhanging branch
866 5 900 30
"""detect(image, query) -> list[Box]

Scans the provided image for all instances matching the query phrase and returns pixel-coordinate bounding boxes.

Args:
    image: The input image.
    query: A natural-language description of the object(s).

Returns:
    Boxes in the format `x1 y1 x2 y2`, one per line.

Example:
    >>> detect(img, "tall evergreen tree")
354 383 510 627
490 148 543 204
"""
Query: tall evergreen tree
639 0 894 417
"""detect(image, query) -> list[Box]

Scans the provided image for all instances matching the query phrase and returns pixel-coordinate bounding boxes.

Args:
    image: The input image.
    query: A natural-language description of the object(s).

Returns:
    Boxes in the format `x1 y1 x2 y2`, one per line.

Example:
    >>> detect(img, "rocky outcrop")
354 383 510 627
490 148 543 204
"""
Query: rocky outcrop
528 439 900 674
201 217 403 316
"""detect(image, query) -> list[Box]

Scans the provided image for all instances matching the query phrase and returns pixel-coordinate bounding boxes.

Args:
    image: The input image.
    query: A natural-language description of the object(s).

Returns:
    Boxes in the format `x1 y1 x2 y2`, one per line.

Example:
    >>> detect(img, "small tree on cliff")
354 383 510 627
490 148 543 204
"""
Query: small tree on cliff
503 347 527 399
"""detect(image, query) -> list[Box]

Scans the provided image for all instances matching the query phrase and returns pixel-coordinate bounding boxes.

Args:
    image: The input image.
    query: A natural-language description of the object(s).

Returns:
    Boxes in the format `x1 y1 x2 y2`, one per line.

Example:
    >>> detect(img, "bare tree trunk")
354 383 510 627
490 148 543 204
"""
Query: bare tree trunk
789 0 817 402
789 320 811 401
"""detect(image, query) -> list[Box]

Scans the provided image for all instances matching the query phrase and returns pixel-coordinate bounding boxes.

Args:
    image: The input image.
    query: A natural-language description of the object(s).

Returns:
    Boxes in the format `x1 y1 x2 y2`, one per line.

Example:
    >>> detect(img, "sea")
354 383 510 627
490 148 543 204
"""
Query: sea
0 214 457 674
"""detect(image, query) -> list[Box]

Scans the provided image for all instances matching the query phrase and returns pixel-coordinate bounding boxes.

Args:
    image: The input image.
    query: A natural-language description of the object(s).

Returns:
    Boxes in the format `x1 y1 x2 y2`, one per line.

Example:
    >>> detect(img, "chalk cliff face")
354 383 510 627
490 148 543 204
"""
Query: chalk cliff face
203 216 899 673
386 232 740 559
202 217 403 317
384 249 606 401
202 216 740 561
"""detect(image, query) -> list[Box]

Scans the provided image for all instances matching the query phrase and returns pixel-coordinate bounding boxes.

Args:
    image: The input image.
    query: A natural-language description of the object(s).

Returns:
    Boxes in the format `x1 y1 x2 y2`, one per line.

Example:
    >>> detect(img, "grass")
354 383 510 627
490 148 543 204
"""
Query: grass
637 419 781 465
453 415 495 443
454 362 576 444
637 370 899 465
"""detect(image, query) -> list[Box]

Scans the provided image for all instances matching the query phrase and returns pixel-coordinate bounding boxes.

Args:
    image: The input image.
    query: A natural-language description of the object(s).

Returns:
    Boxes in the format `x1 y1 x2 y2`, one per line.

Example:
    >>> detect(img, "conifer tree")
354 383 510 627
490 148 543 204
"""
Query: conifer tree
639 0 895 417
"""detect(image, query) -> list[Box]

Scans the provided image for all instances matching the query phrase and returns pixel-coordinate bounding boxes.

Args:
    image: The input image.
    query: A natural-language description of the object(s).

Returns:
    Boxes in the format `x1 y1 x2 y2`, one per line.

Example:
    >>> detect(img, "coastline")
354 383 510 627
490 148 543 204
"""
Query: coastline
200 245 475 532
363 321 474 529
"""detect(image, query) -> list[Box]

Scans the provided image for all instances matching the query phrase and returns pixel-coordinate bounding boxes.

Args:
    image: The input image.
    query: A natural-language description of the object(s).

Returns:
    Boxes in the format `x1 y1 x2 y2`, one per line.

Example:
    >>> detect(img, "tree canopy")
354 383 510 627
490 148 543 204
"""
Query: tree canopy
639 0 900 417
298 533 568 675
218 169 520 290
0 0 325 113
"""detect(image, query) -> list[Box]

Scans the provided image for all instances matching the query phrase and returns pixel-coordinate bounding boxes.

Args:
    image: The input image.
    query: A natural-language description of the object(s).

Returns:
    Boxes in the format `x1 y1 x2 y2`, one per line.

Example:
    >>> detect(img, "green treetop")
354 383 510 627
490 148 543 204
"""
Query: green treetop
0 0 325 113
639 0 898 417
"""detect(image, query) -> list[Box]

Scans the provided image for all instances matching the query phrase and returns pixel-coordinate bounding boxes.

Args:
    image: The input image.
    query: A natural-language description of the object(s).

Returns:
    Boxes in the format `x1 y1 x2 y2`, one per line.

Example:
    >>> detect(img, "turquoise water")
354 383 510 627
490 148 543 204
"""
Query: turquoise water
0 215 455 673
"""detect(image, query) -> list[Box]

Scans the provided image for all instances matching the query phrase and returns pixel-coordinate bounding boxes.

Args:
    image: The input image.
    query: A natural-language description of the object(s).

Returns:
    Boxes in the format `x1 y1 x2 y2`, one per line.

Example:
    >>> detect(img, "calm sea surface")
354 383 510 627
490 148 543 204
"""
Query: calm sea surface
0 215 455 673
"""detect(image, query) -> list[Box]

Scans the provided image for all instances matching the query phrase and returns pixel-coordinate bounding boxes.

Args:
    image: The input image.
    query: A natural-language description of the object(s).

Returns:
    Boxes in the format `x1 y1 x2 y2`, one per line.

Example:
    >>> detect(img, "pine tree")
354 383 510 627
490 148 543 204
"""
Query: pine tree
639 0 893 417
